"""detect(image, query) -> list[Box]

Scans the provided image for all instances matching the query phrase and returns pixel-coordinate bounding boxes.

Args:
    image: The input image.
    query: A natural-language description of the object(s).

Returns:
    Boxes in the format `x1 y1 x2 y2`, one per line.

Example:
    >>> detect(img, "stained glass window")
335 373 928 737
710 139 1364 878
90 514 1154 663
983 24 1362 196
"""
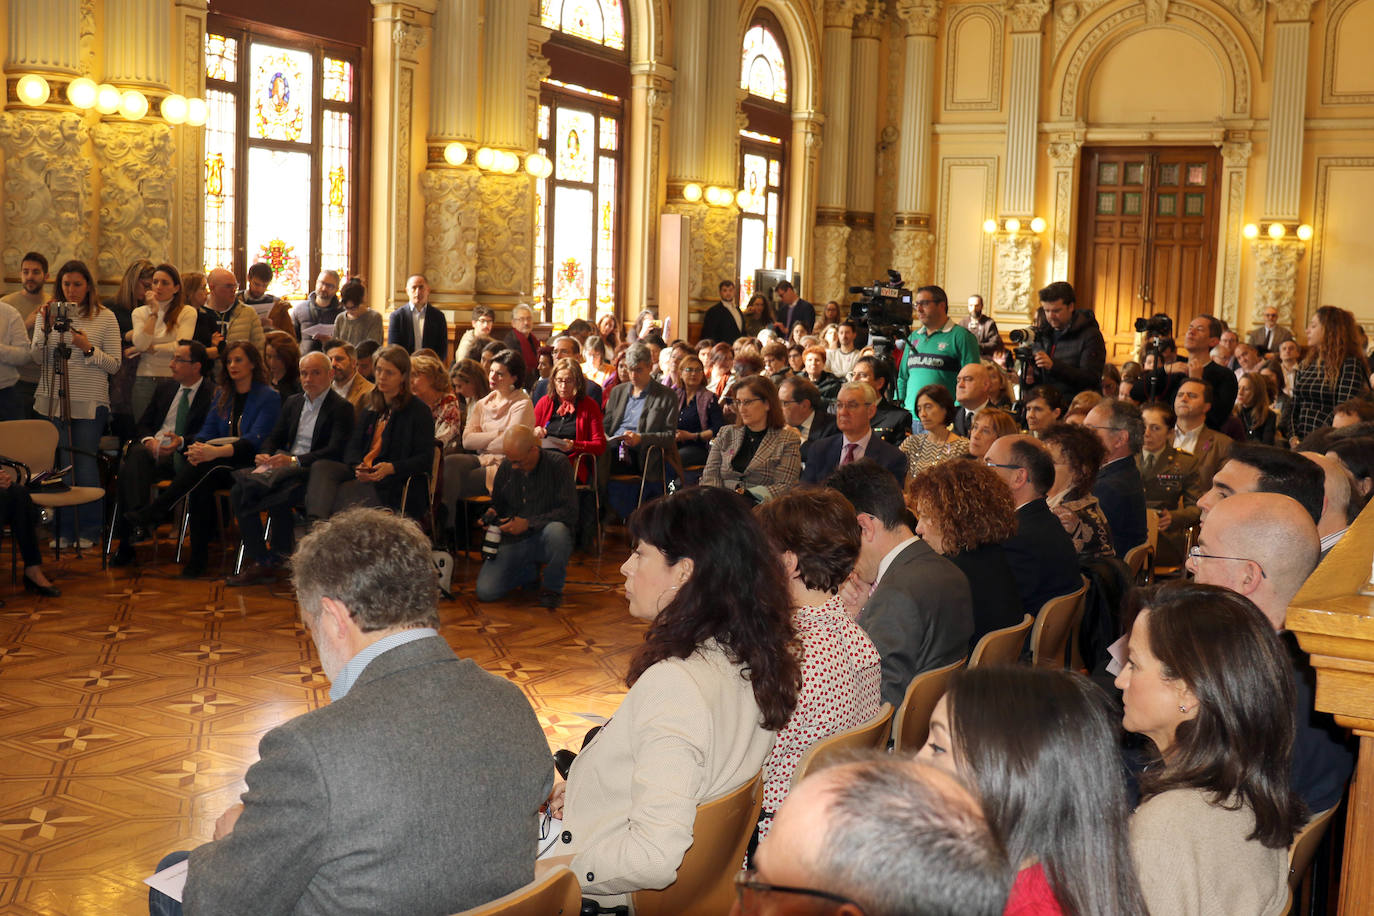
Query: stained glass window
540 0 625 51
206 33 237 82
249 43 312 143
556 108 594 183
737 139 784 299
741 25 787 104
321 111 352 279
322 57 352 103
246 149 312 297
203 88 237 272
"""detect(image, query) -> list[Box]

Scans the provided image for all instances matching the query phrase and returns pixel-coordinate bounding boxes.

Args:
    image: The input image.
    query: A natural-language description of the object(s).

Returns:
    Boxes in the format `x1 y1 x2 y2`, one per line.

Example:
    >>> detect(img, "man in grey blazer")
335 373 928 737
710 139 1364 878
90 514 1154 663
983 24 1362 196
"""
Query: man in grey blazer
149 508 554 916
600 342 683 516
829 460 974 707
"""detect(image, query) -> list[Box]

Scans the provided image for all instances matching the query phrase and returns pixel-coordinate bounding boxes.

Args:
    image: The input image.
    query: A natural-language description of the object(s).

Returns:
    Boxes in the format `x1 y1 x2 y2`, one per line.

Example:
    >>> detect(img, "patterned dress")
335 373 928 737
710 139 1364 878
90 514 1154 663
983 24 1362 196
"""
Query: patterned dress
900 431 970 476
759 595 883 836
1049 490 1116 560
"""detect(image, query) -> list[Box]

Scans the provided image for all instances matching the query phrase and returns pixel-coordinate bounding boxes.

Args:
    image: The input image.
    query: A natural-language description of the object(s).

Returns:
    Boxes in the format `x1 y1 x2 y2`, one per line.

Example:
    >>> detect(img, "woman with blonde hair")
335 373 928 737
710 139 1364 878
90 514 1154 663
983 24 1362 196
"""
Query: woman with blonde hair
410 353 463 450
1235 371 1277 444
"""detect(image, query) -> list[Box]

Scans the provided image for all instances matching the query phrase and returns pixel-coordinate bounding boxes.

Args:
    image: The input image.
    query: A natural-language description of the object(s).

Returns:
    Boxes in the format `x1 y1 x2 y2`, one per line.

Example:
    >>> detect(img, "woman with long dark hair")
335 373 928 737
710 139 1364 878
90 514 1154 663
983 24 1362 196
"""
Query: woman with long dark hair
921 667 1149 916
264 330 301 403
1291 305 1369 440
1041 422 1116 560
127 263 194 419
1117 582 1303 915
544 486 801 908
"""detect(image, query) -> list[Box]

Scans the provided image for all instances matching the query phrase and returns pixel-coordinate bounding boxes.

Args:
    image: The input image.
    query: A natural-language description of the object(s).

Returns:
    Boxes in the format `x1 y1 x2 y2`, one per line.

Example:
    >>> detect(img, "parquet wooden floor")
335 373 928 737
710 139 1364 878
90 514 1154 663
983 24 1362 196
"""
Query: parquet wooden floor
0 535 641 915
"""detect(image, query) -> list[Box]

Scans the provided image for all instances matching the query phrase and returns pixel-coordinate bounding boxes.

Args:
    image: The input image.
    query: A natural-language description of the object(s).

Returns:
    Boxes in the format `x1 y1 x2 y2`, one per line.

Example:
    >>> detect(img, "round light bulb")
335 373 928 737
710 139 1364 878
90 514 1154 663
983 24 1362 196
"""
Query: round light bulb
66 77 98 110
983 219 998 234
1030 217 1047 233
17 74 50 106
95 83 122 114
444 142 467 166
1268 222 1286 239
475 147 496 170
523 152 544 175
185 97 208 126
735 189 751 208
1004 218 1022 234
1242 223 1259 239
683 183 703 203
119 89 149 121
160 93 188 124
1296 224 1313 241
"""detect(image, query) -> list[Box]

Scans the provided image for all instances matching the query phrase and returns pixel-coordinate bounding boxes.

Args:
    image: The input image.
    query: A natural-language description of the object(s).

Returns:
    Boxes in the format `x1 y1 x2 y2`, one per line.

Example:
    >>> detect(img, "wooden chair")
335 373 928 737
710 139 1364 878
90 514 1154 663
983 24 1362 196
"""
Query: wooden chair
790 702 893 789
0 419 107 565
454 866 580 916
630 772 763 916
892 656 967 752
1123 541 1154 585
1030 577 1089 669
400 440 443 531
1284 803 1340 915
570 452 602 555
607 443 670 510
969 614 1033 667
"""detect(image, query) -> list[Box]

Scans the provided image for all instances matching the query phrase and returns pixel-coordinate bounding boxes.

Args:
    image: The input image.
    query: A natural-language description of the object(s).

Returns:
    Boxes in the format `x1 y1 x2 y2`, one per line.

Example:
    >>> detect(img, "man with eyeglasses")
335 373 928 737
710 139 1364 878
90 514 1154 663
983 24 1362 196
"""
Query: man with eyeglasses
1186 491 1352 815
195 267 265 361
1083 399 1148 554
895 284 981 423
1247 304 1294 356
735 757 1010 916
800 382 908 486
778 376 834 468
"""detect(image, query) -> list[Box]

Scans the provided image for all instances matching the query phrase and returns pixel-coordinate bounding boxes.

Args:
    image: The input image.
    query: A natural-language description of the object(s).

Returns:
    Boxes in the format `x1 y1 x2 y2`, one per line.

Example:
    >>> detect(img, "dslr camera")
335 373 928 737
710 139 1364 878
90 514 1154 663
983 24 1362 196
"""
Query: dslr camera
51 301 77 334
1134 314 1172 337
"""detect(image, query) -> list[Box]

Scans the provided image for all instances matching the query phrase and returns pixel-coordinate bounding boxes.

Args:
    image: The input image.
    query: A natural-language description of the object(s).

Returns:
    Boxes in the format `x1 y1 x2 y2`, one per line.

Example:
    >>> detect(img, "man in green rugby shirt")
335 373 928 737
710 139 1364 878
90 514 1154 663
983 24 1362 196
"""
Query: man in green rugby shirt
895 285 982 424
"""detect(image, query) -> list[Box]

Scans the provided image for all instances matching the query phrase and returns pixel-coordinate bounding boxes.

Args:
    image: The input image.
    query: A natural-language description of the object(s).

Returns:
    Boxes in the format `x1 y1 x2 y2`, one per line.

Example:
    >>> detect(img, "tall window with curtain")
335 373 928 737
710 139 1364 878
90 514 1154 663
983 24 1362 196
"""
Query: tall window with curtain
534 0 628 328
738 14 790 299
203 20 360 299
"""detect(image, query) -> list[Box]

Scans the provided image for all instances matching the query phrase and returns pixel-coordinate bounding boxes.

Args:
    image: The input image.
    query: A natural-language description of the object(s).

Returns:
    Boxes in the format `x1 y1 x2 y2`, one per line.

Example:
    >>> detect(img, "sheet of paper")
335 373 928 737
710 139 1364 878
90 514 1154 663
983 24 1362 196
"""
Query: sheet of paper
143 857 188 902
300 321 335 341
1105 634 1128 677
540 436 570 451
576 713 608 725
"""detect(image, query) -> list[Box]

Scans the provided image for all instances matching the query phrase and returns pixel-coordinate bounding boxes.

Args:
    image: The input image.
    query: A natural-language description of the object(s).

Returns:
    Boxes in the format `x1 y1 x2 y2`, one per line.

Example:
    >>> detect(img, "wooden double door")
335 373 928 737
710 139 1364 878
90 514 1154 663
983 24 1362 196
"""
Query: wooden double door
1075 147 1221 361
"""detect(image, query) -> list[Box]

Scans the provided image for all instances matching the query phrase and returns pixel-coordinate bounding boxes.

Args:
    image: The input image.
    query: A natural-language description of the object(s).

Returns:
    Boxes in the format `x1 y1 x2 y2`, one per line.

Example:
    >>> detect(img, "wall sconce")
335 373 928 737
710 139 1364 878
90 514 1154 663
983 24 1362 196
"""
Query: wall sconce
1245 222 1313 242
475 147 496 169
983 217 1046 234
160 93 189 124
525 152 552 178
443 142 467 166
67 77 98 109
16 74 50 106
95 84 121 114
1030 217 1047 233
185 98 207 126
735 189 753 208
682 183 703 203
704 186 735 207
1297 224 1313 241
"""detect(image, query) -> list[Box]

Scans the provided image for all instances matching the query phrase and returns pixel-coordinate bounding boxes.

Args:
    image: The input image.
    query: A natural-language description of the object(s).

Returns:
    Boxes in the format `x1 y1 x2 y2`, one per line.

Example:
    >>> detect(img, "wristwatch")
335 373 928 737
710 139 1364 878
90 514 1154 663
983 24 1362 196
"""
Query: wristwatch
83 346 95 357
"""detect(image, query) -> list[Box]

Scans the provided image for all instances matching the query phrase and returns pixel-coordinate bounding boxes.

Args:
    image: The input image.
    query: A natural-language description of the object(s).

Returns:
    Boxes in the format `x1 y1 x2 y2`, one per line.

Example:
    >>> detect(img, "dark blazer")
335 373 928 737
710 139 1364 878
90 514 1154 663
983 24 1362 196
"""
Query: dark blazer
949 544 1025 648
183 636 554 916
778 298 816 334
532 375 602 408
135 376 214 444
951 404 983 439
859 538 974 707
1093 456 1148 555
344 397 437 515
1002 498 1082 617
872 401 913 446
1282 630 1355 813
262 389 355 468
503 330 540 388
700 302 743 344
388 304 450 363
600 379 683 481
801 434 909 486
797 411 836 466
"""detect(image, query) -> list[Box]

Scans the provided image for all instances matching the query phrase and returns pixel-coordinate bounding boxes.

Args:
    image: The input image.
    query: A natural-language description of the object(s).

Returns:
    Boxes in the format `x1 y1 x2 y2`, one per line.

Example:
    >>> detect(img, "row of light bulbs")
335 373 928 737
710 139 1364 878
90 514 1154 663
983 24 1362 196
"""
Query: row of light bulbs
983 217 1047 234
1243 222 1313 241
682 183 753 208
15 74 207 125
441 142 555 179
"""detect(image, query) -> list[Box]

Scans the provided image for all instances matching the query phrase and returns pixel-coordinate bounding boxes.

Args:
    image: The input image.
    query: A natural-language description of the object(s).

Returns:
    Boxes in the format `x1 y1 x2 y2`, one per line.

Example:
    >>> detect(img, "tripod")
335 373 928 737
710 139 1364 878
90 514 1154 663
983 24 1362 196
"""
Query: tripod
41 310 85 553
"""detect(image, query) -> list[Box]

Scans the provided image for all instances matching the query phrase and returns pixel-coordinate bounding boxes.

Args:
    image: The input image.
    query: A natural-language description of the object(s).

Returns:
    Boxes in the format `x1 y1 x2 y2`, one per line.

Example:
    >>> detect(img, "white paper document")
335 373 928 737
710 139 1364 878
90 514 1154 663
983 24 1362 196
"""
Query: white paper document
144 857 188 902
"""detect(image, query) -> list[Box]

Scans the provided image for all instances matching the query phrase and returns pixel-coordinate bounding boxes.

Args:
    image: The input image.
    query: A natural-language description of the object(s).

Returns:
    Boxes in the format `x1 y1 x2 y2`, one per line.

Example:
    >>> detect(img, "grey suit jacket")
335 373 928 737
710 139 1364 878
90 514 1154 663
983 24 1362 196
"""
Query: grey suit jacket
701 424 801 499
600 379 684 481
184 636 554 916
1247 324 1294 353
859 539 974 707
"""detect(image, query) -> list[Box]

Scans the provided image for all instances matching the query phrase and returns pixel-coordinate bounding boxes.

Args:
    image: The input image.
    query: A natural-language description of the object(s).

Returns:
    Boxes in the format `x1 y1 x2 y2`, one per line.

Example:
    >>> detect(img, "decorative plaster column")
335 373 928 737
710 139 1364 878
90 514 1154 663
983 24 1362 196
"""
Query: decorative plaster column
624 64 673 312
787 110 823 293
429 0 482 143
891 0 941 287
844 13 881 290
5 0 80 75
369 2 434 310
1263 0 1315 224
172 0 208 273
1046 135 1082 288
104 0 173 87
812 0 864 305
1001 0 1049 218
702 0 740 187
1216 138 1252 328
482 0 524 150
660 0 709 311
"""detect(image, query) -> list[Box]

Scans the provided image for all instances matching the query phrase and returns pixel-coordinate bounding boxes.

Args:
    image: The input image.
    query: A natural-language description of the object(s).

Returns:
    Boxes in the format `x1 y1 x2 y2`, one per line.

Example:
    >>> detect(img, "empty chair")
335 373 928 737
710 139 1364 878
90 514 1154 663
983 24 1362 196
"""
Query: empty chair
1030 577 1088 669
453 866 580 916
892 657 967 752
969 614 1033 668
1123 541 1154 585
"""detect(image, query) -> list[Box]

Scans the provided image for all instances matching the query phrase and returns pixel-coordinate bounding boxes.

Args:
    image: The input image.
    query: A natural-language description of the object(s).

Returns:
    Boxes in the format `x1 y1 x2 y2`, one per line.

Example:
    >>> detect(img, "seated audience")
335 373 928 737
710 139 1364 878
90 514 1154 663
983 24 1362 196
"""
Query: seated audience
747 757 1012 916
1327 436 1374 503
851 355 911 445
703 375 800 502
779 375 834 469
1172 378 1233 494
966 407 1018 462
983 434 1083 618
264 330 301 403
900 383 969 475
409 354 463 451
474 426 576 609
762 340 792 386
543 487 800 908
752 488 881 835
828 460 974 707
1300 450 1357 557
921 667 1149 916
1197 443 1325 525
801 381 909 486
1332 398 1374 429
1138 402 1202 566
354 338 380 382
0 464 59 597
909 461 1024 646
1117 582 1303 916
533 356 606 482
1101 362 1122 400
1040 423 1116 560
323 339 374 417
447 349 535 508
240 261 289 334
801 344 843 402
1023 384 1064 437
1085 399 1148 555
599 343 681 518
305 345 435 522
449 357 489 442
673 354 724 468
127 340 281 578
226 352 354 586
824 320 862 378
707 342 734 398
582 334 618 391
147 508 553 916
503 302 540 389
595 312 621 351
456 304 496 364
111 339 215 565
1236 370 1278 443
1064 389 1102 424
194 269 264 361
786 342 805 375
331 277 383 347
532 335 602 406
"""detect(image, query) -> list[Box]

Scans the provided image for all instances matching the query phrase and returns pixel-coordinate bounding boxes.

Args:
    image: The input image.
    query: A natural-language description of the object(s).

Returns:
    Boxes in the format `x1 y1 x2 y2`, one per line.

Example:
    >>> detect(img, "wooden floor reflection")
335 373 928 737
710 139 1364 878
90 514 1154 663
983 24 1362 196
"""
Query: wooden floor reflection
0 535 639 915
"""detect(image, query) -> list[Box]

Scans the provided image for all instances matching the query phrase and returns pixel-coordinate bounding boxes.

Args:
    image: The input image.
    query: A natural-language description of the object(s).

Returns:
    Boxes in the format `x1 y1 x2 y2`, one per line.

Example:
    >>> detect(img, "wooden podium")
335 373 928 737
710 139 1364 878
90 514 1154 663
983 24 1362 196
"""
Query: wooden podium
1288 504 1374 914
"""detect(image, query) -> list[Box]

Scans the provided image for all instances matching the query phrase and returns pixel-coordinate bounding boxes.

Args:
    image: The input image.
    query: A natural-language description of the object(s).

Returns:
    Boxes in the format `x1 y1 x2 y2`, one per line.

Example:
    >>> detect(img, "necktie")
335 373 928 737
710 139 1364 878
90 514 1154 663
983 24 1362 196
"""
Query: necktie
1143 452 1156 474
841 442 858 466
1265 328 1272 350
172 387 192 473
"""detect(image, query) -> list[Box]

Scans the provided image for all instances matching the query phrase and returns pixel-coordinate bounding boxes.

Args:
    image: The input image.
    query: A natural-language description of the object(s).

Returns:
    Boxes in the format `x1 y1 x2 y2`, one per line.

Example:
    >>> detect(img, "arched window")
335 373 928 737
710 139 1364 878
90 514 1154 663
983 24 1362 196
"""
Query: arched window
534 1 628 327
737 13 790 299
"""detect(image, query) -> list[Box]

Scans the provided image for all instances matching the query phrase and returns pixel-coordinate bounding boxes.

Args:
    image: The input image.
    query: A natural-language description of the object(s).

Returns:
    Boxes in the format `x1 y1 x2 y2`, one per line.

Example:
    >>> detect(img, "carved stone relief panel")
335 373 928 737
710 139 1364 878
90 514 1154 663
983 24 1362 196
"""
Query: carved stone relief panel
1250 239 1305 320
475 172 533 296
812 222 852 305
995 233 1041 319
419 168 481 295
92 121 175 279
700 205 740 301
393 66 415 296
0 111 94 275
890 227 935 287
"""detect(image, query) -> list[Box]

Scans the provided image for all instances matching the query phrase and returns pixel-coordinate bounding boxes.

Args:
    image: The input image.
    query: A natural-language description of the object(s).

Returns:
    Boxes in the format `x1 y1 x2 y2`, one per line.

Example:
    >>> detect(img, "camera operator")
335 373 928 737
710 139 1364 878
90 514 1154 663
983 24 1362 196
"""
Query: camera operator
1030 282 1106 400
1130 315 1239 432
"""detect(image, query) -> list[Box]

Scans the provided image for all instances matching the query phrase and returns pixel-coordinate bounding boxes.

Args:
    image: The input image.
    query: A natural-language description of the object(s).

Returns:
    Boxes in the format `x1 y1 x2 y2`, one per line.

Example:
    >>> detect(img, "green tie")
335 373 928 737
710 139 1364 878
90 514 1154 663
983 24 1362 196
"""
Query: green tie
173 387 192 473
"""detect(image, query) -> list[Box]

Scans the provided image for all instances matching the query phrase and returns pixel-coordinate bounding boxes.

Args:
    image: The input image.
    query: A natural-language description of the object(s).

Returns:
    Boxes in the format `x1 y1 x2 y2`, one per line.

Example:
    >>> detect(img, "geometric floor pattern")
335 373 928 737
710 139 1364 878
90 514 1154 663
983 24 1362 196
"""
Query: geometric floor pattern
0 533 640 915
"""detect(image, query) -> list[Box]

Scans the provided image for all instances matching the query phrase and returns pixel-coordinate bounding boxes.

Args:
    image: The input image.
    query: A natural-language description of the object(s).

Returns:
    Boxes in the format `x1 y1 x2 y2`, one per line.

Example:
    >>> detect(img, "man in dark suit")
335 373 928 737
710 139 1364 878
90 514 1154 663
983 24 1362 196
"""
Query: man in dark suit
780 375 835 468
828 460 973 707
111 339 215 566
226 352 355 586
1138 402 1203 565
600 342 682 517
1085 399 1148 555
774 280 815 334
1246 305 1294 356
530 335 602 407
388 274 450 363
984 434 1081 616
148 508 554 916
802 381 908 485
951 362 996 438
700 279 743 344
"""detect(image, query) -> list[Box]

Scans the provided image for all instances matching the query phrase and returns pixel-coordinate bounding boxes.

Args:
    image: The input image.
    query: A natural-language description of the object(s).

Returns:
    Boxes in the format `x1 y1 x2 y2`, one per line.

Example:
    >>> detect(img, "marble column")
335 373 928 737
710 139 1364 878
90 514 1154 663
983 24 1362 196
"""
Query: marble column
5 0 80 74
666 0 707 188
891 0 941 287
104 0 172 87
1264 1 1315 223
812 0 864 305
701 0 739 187
787 111 823 296
1047 136 1082 292
1001 0 1049 218
625 64 672 314
1216 138 1252 328
482 0 525 150
844 13 881 290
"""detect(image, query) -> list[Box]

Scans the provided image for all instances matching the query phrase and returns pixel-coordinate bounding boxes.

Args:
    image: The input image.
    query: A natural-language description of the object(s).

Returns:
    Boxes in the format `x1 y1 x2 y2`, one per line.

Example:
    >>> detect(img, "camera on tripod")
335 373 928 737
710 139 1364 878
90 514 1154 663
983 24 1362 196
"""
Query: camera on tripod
51 301 77 334
847 270 913 360
1008 326 1048 364
1134 314 1172 337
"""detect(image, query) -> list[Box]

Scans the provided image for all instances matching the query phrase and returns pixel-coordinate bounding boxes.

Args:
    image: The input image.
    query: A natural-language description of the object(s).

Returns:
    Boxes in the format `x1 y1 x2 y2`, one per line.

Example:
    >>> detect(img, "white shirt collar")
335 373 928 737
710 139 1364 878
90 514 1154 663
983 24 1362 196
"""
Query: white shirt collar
841 428 873 450
875 535 920 587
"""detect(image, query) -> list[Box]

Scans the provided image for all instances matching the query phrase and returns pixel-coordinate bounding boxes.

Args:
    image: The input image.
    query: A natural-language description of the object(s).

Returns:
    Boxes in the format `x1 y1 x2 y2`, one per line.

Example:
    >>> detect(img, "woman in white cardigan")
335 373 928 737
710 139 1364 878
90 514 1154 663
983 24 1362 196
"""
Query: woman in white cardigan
126 262 196 419
543 486 801 907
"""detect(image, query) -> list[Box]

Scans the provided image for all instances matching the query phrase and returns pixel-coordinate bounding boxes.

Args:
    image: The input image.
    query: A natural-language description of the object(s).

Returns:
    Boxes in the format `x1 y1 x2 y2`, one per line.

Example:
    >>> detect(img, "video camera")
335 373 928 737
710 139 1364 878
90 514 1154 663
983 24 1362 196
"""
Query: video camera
847 270 913 361
1134 314 1172 337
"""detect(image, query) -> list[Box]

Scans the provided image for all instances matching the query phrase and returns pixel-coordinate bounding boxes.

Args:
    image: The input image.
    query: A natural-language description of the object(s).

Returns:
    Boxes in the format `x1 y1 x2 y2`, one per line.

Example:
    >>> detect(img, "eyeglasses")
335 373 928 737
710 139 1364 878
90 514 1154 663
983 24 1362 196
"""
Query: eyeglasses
722 396 765 408
733 869 865 914
983 458 1020 470
1187 546 1266 578
780 398 801 406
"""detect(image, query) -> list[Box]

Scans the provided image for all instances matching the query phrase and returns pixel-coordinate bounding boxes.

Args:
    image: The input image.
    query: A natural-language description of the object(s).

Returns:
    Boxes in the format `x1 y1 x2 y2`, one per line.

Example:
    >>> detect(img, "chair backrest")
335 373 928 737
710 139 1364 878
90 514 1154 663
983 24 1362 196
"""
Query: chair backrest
1030 577 1089 670
969 615 1034 668
1122 541 1153 584
453 866 581 916
1288 803 1340 892
631 772 763 916
893 656 967 752
0 419 58 478
791 702 893 789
